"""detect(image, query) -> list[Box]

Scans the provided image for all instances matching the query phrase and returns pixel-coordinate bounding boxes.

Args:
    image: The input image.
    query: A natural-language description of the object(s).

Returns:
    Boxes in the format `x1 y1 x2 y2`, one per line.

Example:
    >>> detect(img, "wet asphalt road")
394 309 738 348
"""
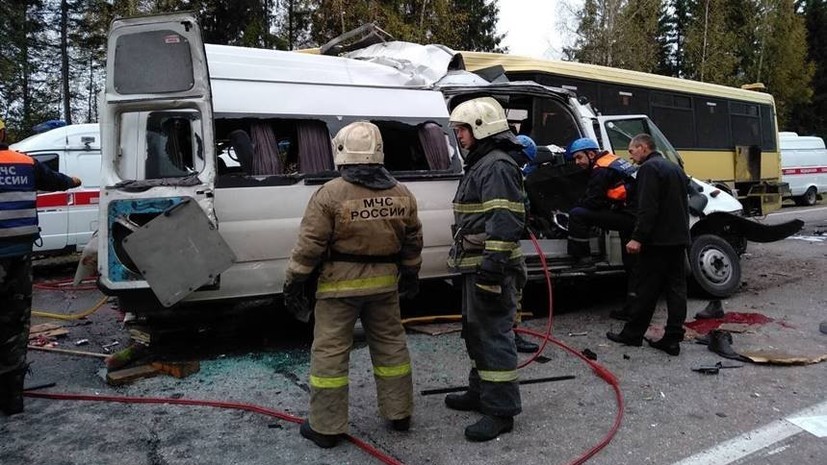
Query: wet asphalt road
1 204 825 465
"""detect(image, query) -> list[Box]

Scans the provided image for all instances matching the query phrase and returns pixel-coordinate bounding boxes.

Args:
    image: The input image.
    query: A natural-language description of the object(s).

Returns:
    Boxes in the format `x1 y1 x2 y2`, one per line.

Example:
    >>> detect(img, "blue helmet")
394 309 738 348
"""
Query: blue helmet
516 135 537 161
565 137 600 161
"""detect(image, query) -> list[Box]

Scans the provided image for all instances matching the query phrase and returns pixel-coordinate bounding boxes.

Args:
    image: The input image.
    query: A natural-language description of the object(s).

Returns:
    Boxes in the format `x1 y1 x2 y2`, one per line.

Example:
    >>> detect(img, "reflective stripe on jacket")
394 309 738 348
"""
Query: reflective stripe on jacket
594 152 636 203
448 147 525 273
0 149 38 241
286 177 423 299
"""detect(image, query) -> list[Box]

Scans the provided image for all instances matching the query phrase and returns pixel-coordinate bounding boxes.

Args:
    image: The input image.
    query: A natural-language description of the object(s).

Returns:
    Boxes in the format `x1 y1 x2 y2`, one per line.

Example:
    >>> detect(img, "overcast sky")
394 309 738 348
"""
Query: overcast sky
497 0 583 59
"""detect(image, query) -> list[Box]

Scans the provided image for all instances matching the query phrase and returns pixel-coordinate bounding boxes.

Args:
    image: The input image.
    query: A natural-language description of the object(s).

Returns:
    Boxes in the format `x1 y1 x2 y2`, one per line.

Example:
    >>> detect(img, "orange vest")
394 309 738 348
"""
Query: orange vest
594 153 634 203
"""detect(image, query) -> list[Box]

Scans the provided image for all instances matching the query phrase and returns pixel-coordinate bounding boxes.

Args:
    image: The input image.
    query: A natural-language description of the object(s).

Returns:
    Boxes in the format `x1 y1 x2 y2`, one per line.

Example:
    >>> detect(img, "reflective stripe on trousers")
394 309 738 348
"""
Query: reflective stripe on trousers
461 268 522 417
309 291 413 435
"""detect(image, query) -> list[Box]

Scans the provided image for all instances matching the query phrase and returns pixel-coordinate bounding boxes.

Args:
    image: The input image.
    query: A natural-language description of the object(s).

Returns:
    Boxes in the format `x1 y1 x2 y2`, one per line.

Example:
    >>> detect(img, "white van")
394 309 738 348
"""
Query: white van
10 124 101 254
779 131 827 206
96 13 802 314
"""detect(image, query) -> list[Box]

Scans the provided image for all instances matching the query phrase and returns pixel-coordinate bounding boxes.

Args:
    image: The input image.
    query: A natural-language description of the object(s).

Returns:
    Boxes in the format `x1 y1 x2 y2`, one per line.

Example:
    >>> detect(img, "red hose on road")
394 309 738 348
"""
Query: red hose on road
23 391 405 465
24 234 623 465
513 231 624 465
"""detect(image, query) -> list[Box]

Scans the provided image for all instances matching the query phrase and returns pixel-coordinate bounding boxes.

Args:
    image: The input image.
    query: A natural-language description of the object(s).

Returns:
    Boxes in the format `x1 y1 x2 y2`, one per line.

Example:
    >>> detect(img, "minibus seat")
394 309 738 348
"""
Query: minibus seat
228 129 255 174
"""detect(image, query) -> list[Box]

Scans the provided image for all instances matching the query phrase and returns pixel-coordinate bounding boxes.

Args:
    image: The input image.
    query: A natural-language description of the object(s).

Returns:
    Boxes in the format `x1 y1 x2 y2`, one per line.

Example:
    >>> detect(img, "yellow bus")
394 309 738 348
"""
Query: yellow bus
460 52 785 216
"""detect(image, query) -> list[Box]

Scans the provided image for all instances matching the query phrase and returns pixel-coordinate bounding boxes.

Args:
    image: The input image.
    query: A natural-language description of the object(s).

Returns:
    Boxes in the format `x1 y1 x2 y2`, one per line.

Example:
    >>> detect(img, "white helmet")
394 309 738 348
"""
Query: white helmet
333 121 384 166
449 97 509 140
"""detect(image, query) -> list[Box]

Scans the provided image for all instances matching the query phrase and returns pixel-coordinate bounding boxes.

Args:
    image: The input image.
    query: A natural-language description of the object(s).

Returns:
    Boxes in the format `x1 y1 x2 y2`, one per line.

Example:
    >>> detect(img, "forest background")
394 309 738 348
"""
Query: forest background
0 0 824 140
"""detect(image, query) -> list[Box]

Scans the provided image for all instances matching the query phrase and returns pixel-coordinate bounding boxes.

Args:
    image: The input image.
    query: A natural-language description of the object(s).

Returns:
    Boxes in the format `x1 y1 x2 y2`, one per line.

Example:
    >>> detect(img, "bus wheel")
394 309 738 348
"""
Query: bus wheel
795 187 817 206
688 234 741 298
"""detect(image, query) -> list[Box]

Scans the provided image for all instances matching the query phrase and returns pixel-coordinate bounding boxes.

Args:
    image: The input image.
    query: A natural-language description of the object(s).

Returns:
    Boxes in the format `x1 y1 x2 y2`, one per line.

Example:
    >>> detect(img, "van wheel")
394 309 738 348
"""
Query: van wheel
688 234 741 298
794 187 817 206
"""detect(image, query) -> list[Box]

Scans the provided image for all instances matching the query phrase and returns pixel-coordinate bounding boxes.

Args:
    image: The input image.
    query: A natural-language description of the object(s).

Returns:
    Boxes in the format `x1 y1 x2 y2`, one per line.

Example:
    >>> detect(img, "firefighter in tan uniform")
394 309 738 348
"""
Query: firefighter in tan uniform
284 121 423 448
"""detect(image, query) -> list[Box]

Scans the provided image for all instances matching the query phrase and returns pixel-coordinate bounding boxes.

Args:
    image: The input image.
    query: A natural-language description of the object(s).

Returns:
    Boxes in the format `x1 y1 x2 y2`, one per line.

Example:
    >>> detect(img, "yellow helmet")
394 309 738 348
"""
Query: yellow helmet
449 97 509 140
333 121 384 166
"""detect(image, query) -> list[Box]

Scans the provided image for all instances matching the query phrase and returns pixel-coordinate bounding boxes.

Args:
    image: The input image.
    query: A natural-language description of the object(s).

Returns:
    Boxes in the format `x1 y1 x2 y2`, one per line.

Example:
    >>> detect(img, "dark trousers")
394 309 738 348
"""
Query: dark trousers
567 207 635 258
567 207 638 302
621 245 687 341
0 254 33 376
461 268 522 417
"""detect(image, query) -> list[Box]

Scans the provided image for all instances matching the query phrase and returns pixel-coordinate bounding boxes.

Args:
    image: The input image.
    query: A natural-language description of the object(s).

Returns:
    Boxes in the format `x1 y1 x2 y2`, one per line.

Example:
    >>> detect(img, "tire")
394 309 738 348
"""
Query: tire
794 186 817 206
688 234 742 298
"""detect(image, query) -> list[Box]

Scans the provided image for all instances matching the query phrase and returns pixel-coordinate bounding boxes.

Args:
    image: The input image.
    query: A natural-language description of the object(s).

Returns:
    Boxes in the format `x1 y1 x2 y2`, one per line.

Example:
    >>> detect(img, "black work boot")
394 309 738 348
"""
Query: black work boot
445 391 481 412
514 332 539 353
0 368 26 416
464 415 514 442
695 300 725 319
571 257 596 273
606 331 643 347
299 420 341 448
646 337 681 356
390 416 411 431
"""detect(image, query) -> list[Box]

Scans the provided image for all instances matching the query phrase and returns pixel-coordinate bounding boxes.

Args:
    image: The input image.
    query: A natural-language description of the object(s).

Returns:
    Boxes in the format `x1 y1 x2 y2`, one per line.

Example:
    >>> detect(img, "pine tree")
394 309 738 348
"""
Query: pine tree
563 0 625 66
0 0 62 139
787 0 825 135
612 0 664 72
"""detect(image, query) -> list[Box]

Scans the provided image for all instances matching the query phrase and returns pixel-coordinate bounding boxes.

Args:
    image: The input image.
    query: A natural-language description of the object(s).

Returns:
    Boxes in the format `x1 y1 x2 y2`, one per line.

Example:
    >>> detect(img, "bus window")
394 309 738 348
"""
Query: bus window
759 104 776 151
650 91 695 149
730 102 761 147
598 84 649 115
695 97 730 149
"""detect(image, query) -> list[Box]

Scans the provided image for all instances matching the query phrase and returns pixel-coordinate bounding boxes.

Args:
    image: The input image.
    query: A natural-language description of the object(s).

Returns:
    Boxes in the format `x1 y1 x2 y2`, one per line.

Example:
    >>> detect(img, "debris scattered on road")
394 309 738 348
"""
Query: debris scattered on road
568 331 588 337
581 348 597 360
74 339 89 346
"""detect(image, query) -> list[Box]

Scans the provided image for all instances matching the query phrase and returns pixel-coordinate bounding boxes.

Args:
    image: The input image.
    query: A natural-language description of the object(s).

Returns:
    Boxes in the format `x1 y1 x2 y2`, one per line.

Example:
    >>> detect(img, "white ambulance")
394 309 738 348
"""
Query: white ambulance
10 124 101 254
779 131 827 206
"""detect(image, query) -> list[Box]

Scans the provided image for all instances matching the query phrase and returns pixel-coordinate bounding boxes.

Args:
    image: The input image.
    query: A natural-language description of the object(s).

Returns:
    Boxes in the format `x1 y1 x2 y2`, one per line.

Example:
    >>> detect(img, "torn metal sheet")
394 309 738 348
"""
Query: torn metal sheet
121 199 236 307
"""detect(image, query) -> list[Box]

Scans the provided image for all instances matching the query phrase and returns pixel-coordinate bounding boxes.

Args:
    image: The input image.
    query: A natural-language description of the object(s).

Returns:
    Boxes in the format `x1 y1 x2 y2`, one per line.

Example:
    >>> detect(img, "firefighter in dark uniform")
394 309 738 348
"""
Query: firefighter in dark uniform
445 97 527 442
1 118 81 415
284 121 423 448
565 137 639 320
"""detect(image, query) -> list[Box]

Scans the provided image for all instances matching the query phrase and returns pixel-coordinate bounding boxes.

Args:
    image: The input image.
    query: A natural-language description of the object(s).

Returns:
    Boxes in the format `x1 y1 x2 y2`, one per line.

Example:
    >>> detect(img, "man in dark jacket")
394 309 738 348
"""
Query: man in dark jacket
1 119 82 415
446 97 526 442
606 133 690 356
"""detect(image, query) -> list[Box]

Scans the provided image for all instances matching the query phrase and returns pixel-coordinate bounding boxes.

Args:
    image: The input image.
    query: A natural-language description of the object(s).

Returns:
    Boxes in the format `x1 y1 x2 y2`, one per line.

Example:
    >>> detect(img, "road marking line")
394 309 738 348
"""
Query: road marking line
671 399 827 465
768 206 827 217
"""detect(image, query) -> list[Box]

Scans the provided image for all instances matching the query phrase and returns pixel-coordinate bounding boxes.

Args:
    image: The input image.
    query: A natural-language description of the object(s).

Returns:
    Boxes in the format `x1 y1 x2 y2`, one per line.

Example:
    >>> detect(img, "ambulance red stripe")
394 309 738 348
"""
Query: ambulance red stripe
36 190 100 208
782 167 827 175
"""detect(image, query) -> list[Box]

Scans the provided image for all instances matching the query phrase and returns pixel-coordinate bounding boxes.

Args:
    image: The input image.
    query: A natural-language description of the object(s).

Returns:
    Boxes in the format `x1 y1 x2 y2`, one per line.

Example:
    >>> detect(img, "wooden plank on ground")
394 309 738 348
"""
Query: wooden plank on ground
152 361 200 379
106 365 161 386
28 345 108 359
30 323 62 334
28 328 70 340
407 322 462 336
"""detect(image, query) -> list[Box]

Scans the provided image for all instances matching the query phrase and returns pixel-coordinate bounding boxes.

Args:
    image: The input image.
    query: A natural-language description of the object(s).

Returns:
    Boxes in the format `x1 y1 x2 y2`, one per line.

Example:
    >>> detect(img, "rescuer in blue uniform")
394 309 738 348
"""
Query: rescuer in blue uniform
0 118 81 415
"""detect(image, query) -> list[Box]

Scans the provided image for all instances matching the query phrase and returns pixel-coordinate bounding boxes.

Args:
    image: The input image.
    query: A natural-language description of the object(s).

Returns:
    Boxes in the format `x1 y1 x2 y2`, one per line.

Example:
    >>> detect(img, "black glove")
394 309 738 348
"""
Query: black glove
475 259 504 296
398 268 420 299
284 277 312 323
